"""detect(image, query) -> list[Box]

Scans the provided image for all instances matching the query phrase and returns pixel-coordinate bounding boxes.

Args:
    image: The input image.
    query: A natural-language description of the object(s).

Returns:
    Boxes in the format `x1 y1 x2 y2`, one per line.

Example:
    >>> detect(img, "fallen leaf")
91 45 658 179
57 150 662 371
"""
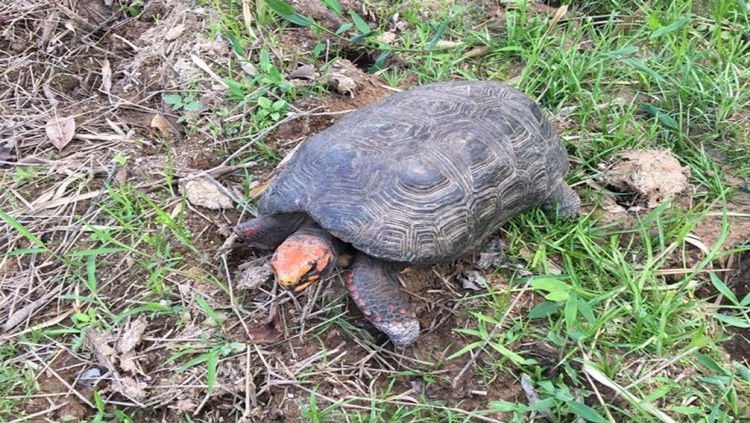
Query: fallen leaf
46 116 76 150
150 113 174 138
463 45 490 59
240 62 256 76
247 321 283 344
434 40 462 49
115 168 128 184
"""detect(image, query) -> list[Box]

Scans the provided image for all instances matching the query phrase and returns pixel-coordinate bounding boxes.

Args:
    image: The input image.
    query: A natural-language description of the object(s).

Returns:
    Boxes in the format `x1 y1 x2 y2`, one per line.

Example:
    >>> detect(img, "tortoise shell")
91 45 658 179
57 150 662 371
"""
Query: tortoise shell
259 81 570 265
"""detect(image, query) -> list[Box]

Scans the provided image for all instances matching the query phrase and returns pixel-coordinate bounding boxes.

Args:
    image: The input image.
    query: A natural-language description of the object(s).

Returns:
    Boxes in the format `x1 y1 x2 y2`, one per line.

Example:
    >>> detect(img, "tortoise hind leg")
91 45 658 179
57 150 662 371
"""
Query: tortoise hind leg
543 182 580 220
346 253 420 348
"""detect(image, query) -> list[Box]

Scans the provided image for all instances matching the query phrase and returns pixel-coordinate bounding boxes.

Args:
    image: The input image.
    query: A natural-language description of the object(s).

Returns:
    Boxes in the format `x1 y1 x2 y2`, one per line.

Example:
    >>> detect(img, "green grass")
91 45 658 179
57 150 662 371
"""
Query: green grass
2 0 750 421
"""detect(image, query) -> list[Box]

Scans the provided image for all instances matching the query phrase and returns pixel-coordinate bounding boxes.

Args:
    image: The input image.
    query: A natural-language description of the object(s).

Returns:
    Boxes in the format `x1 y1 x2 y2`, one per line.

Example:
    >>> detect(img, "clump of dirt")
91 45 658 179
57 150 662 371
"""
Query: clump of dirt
599 149 691 211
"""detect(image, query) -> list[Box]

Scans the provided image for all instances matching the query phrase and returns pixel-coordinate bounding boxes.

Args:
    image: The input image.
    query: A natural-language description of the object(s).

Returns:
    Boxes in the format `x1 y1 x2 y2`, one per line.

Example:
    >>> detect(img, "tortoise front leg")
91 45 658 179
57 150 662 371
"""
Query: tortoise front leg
346 253 420 348
233 212 309 250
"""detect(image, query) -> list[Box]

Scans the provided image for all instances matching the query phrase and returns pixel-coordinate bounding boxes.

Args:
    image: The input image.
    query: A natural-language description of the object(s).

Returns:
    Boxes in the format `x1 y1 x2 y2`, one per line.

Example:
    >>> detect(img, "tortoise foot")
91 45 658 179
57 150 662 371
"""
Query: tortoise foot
346 253 420 348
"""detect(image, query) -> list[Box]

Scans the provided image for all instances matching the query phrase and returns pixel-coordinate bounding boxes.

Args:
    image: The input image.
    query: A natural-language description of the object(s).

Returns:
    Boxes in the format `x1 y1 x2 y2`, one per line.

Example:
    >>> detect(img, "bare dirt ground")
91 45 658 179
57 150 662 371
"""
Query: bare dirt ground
1 0 749 422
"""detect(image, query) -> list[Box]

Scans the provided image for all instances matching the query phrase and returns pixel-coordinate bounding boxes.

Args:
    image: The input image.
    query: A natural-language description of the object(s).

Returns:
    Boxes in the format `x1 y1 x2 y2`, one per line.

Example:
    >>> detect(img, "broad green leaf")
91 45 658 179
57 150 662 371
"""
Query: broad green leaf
545 290 570 302
567 401 609 423
650 17 689 39
531 276 570 293
349 9 370 34
447 340 483 359
370 51 391 73
70 247 128 256
488 343 530 365
206 351 219 394
0 210 48 250
322 0 342 15
265 0 312 27
577 297 595 323
85 255 98 295
641 103 679 130
490 400 523 412
714 313 750 328
183 102 202 112
427 17 451 50
335 22 353 35
564 292 578 328
528 301 558 318
162 94 183 105
258 96 272 109
623 58 664 82
196 296 223 327
349 31 378 43
709 272 739 304
6 247 48 256
693 353 731 376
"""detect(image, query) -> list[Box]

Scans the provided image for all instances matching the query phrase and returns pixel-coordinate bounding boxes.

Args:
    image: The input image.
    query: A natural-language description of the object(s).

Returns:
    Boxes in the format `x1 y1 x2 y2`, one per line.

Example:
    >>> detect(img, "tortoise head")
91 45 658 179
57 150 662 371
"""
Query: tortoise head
271 232 337 292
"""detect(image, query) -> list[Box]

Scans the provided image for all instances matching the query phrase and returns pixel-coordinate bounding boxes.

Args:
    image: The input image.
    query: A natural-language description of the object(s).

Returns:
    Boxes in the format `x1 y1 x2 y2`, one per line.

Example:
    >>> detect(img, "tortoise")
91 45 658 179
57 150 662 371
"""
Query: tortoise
235 81 579 348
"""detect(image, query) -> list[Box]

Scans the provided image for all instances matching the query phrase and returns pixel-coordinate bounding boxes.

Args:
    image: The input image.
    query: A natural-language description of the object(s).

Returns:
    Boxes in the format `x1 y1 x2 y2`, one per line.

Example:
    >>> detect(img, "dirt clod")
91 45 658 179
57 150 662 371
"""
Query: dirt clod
600 149 691 209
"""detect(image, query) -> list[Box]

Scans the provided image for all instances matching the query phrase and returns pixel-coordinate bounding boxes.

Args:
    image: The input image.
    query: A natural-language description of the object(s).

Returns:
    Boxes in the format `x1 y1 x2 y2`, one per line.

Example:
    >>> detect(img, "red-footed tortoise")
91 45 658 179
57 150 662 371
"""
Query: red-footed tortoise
235 81 579 348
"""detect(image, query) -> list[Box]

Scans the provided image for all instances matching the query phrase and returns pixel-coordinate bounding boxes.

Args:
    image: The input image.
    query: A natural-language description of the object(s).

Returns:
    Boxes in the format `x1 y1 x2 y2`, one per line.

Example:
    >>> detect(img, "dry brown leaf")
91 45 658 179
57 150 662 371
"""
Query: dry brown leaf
462 45 490 59
247 321 283 344
115 168 128 184
548 5 569 29
150 113 175 138
434 40 462 49
46 116 76 150
248 180 269 199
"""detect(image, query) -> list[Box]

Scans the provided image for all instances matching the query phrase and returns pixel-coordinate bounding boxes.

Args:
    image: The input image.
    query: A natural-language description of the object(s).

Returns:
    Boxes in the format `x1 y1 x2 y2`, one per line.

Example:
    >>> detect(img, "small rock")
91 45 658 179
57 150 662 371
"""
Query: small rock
165 24 186 41
180 176 234 210
287 64 317 80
